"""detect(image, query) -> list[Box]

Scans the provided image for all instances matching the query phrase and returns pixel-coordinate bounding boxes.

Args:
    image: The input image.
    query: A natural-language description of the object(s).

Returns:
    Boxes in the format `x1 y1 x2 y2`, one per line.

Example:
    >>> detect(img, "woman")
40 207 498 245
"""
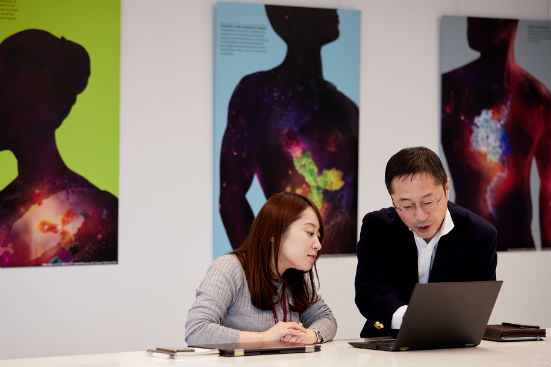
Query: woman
186 192 337 345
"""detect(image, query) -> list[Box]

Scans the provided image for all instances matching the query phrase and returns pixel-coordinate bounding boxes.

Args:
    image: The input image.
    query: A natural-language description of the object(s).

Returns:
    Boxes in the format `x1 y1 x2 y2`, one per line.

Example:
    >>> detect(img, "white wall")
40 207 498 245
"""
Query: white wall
1 0 549 359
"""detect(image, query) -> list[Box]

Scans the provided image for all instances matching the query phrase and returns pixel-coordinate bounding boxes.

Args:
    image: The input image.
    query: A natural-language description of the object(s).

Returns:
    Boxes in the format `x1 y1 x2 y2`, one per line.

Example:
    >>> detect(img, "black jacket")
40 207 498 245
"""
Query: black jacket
354 201 497 337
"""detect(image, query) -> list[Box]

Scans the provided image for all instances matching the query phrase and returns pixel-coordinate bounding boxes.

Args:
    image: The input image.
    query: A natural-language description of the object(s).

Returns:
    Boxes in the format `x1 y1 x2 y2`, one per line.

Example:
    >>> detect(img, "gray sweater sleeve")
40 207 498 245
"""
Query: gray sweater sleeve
185 255 242 346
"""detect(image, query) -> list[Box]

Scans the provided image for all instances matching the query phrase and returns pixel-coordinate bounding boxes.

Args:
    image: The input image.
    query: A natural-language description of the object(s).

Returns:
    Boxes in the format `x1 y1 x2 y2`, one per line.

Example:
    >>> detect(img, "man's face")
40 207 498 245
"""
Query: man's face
390 173 449 242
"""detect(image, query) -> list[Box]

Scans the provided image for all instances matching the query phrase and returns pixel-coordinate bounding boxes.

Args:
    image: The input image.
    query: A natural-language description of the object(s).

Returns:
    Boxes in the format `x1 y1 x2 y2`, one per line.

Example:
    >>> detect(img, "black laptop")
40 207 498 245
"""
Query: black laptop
349 280 503 351
192 340 320 357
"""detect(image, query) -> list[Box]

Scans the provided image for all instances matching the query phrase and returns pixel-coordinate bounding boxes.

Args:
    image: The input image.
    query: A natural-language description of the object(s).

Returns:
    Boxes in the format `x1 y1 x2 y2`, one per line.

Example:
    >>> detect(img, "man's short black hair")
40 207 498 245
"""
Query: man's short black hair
385 146 447 194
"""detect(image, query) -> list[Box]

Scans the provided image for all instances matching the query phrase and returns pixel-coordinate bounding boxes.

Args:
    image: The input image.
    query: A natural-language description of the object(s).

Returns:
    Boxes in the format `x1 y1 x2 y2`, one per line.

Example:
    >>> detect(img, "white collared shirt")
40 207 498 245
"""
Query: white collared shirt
391 209 454 329
414 208 454 284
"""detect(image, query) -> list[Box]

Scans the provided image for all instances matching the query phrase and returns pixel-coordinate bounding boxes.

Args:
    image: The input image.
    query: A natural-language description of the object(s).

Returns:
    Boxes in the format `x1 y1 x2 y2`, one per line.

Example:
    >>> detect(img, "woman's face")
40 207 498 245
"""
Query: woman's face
277 207 322 274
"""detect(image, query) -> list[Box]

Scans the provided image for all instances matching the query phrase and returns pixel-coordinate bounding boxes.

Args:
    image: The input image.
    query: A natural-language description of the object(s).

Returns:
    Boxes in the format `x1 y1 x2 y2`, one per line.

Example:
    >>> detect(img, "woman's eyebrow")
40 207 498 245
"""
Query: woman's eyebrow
302 222 318 229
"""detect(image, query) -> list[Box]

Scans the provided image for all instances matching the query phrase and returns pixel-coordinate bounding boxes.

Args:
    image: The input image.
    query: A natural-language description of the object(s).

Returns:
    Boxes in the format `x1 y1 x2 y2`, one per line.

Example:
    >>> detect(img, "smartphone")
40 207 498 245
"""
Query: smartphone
146 347 195 359
155 347 195 353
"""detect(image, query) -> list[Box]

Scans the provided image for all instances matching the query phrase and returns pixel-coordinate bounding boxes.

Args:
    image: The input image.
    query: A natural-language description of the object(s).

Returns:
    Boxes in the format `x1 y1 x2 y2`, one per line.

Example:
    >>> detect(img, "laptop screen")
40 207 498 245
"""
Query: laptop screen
350 280 502 351
395 280 502 350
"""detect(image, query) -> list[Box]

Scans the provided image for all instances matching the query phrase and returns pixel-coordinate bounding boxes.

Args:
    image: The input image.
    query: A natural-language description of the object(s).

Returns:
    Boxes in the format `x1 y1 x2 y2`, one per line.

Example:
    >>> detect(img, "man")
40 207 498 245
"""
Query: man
354 146 497 337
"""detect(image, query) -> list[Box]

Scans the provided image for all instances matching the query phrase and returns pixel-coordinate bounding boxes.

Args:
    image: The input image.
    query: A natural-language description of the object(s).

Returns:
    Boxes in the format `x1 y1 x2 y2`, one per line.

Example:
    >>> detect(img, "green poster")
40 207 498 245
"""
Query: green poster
0 0 120 267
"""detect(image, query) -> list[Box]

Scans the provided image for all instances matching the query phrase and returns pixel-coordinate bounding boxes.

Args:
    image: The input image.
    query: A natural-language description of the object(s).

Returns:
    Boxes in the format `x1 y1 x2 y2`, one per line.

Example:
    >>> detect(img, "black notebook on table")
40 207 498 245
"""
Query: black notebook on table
349 280 502 351
483 323 546 341
191 340 320 357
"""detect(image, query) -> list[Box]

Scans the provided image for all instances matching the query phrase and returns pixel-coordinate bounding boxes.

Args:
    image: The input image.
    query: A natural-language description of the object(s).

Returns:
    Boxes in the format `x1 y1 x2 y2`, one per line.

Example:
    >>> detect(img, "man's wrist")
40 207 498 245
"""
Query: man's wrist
391 305 408 329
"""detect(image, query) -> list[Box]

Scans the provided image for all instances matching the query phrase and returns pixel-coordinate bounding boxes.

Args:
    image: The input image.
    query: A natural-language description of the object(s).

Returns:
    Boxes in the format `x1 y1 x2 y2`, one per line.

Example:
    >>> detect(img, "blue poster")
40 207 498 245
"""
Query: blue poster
214 2 361 258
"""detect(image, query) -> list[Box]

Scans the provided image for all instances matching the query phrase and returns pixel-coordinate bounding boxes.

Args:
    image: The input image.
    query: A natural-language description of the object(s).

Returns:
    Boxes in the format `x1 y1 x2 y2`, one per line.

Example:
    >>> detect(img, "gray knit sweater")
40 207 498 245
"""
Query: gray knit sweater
185 254 337 346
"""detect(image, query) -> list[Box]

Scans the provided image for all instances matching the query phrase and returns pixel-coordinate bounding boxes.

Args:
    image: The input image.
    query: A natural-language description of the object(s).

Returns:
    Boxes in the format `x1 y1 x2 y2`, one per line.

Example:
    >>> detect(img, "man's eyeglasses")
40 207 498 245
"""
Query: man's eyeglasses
393 190 445 216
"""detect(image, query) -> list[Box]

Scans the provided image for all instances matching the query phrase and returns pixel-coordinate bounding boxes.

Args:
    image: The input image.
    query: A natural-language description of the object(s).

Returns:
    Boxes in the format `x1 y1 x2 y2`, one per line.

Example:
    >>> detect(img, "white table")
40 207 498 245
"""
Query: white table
0 337 548 367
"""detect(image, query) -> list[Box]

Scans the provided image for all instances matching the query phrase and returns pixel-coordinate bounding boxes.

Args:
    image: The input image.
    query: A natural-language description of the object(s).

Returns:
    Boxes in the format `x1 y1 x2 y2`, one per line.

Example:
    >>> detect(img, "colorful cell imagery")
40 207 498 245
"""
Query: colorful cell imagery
1 188 117 267
284 128 344 208
469 96 513 217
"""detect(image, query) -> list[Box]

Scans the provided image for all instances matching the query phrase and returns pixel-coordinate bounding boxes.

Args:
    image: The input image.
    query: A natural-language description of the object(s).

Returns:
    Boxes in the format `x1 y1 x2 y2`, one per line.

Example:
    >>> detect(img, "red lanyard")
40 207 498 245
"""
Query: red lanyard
272 290 287 324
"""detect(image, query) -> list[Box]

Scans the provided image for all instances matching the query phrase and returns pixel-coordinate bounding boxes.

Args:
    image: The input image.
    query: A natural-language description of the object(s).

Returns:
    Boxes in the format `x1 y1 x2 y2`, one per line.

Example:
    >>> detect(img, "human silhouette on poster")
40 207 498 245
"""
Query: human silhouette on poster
218 5 359 254
0 29 118 267
441 17 550 250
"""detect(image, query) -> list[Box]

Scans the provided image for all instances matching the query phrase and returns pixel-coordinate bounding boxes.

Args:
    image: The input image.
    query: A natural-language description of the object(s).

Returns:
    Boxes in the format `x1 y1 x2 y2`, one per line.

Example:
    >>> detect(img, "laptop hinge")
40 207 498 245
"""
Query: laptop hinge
305 345 315 353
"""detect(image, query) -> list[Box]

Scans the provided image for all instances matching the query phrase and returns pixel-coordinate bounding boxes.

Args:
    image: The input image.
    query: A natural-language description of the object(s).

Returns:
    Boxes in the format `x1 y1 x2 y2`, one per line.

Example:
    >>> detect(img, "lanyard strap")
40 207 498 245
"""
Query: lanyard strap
272 289 287 324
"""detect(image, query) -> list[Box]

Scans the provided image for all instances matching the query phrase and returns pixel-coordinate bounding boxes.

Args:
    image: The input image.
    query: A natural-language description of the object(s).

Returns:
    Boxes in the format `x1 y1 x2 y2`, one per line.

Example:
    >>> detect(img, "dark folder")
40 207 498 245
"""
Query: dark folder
483 324 546 342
